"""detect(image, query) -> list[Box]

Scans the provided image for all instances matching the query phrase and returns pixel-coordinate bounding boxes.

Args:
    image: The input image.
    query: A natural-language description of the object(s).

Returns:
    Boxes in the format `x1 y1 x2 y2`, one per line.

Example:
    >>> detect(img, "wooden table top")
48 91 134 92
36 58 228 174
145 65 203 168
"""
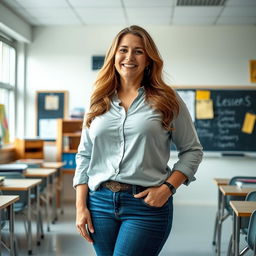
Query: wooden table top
0 179 42 191
230 201 256 217
213 178 230 186
219 185 256 196
0 195 20 209
16 159 44 164
24 168 57 177
42 162 65 169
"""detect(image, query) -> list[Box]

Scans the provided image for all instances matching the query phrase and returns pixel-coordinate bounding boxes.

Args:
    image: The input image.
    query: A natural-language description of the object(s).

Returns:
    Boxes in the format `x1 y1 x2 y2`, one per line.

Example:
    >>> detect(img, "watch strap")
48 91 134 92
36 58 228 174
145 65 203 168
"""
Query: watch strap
163 181 176 195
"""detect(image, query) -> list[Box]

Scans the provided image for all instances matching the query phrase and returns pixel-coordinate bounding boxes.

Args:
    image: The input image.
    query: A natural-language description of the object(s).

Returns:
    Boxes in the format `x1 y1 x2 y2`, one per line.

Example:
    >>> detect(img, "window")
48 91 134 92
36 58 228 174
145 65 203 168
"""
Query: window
0 36 16 145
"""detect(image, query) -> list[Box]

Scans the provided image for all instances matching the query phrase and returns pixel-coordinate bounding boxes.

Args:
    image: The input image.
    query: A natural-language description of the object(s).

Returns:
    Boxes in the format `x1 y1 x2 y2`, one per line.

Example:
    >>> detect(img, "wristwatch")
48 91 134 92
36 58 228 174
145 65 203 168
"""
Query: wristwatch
163 181 176 195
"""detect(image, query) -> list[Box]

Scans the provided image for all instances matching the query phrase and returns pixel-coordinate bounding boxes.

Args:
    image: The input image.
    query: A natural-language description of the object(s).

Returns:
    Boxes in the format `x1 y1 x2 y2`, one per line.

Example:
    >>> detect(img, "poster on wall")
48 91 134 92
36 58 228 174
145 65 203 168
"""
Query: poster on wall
36 91 68 141
0 104 10 145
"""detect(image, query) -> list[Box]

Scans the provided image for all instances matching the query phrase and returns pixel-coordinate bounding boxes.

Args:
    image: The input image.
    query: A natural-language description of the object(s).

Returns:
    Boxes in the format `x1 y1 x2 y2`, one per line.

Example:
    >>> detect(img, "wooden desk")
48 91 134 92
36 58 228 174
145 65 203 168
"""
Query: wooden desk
216 185 256 256
219 185 256 196
15 159 44 165
24 168 58 230
213 178 229 186
0 179 42 255
212 178 230 248
0 195 19 256
41 162 64 169
230 201 256 256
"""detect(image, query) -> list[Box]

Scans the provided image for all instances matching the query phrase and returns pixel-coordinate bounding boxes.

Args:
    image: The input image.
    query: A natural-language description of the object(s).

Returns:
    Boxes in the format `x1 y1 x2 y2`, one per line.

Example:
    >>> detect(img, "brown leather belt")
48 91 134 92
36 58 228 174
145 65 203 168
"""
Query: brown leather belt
101 180 146 193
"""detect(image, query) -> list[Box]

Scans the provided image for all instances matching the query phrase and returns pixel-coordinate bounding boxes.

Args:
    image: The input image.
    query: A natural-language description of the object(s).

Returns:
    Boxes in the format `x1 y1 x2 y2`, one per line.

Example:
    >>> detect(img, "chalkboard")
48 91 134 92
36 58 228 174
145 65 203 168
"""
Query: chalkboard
36 91 68 141
176 88 256 152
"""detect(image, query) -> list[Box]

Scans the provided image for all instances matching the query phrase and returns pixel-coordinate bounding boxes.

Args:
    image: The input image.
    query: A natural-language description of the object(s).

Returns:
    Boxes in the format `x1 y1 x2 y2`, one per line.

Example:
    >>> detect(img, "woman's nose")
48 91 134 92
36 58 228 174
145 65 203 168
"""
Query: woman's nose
125 51 134 61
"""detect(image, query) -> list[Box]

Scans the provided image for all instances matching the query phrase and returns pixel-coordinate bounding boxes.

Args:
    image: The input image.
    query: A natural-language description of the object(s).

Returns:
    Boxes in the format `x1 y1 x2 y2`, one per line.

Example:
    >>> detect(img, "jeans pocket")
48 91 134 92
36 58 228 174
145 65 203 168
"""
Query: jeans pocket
140 198 169 209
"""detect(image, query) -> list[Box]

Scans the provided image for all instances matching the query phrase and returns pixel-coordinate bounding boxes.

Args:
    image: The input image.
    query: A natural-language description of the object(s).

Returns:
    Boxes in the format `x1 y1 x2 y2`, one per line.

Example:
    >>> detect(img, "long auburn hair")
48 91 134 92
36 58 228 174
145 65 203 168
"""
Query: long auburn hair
85 25 179 130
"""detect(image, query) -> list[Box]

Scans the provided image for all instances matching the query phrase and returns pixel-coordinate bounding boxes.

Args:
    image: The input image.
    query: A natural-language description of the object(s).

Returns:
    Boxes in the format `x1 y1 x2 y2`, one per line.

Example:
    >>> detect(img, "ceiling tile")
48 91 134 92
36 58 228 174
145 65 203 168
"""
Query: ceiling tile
216 16 256 25
126 7 172 18
225 0 256 6
76 8 126 25
128 17 171 25
174 7 223 17
69 0 122 7
24 8 77 18
222 6 256 16
36 16 81 25
123 0 175 7
14 0 69 8
126 7 172 25
172 16 216 25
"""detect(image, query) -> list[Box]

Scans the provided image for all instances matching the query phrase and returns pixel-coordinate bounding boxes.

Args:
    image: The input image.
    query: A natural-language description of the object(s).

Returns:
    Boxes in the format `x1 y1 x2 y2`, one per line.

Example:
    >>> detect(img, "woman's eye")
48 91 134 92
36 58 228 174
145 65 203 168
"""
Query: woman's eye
135 50 143 55
119 48 127 53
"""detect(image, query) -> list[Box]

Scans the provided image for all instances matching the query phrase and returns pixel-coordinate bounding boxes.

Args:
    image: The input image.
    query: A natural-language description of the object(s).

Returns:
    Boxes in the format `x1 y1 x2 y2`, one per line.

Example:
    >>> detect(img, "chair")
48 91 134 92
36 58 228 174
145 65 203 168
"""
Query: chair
0 172 28 216
226 190 256 256
0 190 19 255
238 209 256 255
246 210 256 255
214 176 256 253
0 190 7 229
0 171 44 241
238 192 256 256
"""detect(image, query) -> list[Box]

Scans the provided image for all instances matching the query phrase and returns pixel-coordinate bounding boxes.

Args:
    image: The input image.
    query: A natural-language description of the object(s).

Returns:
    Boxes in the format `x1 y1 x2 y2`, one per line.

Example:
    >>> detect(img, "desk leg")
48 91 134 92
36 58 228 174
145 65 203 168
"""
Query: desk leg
213 188 222 248
27 189 32 255
52 174 58 223
231 211 236 256
234 215 240 256
8 204 15 256
36 185 41 245
57 170 64 215
46 176 50 232
217 193 225 256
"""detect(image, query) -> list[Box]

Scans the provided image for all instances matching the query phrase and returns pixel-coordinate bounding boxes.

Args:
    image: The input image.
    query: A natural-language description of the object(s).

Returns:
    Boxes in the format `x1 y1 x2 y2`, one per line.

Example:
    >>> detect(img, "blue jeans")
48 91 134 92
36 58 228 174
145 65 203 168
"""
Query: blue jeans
88 187 173 256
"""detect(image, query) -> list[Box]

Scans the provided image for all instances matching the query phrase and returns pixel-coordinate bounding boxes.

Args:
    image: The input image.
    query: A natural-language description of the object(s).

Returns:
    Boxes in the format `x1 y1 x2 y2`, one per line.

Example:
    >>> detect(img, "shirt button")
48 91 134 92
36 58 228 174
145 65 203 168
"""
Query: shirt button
115 169 119 173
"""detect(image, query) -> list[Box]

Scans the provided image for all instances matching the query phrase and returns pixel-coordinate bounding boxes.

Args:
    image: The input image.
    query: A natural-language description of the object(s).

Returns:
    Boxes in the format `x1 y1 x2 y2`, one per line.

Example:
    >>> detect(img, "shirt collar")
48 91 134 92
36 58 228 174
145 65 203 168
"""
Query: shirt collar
112 86 145 103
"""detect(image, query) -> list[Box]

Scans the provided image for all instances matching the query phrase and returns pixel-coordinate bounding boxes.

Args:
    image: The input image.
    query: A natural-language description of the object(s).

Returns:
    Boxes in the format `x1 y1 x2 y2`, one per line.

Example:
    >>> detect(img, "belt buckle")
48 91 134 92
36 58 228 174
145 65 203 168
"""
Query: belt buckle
107 181 121 192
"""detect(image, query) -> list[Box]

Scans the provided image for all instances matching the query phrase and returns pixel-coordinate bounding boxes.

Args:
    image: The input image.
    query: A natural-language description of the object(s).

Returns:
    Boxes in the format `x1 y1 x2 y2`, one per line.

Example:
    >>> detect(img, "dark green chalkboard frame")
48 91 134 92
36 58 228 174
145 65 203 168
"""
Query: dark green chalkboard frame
174 86 256 152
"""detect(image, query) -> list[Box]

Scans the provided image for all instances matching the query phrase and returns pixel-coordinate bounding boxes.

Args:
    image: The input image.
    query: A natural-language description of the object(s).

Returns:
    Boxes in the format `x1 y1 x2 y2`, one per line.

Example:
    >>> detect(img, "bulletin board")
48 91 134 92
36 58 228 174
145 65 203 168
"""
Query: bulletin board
174 86 256 152
36 91 68 141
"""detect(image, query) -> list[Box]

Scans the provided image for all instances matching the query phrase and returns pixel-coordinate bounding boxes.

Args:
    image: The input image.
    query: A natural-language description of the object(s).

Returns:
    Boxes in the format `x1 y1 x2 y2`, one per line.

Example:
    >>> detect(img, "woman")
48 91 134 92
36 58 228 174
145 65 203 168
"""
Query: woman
74 25 203 256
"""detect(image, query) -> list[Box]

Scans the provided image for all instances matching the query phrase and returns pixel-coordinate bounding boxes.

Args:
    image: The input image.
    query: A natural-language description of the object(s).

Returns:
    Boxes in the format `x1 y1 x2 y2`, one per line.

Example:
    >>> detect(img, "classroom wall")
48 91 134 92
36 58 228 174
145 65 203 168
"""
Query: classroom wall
26 25 256 205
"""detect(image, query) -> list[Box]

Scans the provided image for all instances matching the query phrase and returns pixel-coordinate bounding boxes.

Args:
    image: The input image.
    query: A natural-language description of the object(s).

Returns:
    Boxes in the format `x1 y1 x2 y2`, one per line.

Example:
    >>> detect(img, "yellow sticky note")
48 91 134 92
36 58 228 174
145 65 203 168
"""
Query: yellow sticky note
242 113 256 134
196 99 214 119
196 90 211 100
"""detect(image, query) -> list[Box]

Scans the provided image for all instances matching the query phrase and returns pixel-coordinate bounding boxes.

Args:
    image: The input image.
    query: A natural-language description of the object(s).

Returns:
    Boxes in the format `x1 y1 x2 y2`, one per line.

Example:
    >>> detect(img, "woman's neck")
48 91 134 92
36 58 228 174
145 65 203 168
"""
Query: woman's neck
118 78 141 93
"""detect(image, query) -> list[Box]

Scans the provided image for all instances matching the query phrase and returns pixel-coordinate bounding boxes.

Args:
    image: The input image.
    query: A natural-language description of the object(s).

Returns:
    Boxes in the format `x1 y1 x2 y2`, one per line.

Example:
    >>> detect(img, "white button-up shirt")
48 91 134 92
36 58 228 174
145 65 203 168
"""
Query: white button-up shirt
73 87 203 191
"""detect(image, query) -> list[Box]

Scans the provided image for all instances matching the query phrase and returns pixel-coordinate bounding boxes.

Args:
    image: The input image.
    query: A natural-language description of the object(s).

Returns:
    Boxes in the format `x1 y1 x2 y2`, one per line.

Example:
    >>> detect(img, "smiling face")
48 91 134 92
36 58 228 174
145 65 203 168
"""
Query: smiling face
114 33 149 85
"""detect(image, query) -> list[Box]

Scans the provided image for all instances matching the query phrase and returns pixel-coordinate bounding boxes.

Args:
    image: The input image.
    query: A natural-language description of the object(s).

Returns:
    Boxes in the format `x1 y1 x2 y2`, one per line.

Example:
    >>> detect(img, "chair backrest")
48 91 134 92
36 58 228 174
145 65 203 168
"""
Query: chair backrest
246 191 256 202
229 176 256 186
225 176 256 213
247 210 256 251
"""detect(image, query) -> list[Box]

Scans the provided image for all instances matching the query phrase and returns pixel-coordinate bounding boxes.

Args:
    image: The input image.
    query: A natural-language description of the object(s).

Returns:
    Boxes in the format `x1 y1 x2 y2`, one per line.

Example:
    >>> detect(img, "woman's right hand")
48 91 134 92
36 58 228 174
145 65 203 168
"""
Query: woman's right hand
76 207 94 243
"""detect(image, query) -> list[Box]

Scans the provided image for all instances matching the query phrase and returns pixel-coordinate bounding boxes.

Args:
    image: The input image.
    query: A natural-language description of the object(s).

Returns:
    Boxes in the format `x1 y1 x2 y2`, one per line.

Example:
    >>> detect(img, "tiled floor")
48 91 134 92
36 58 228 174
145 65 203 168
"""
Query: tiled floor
1 202 253 256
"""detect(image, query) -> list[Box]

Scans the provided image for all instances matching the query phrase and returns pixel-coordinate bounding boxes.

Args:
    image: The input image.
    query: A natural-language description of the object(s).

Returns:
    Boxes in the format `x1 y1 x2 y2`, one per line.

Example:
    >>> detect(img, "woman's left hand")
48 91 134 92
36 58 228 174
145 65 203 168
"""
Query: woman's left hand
134 185 172 207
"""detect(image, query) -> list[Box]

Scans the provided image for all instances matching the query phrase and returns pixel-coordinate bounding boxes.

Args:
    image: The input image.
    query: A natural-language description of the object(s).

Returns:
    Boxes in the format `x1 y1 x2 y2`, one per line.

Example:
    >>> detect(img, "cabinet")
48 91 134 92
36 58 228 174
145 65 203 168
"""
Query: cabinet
14 138 44 159
56 119 83 170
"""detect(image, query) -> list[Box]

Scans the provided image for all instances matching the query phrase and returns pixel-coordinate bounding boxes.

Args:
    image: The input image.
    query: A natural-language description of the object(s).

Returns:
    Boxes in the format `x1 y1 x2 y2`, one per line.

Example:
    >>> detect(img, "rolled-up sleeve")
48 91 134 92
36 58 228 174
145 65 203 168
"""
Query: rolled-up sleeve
73 127 92 188
171 94 203 185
